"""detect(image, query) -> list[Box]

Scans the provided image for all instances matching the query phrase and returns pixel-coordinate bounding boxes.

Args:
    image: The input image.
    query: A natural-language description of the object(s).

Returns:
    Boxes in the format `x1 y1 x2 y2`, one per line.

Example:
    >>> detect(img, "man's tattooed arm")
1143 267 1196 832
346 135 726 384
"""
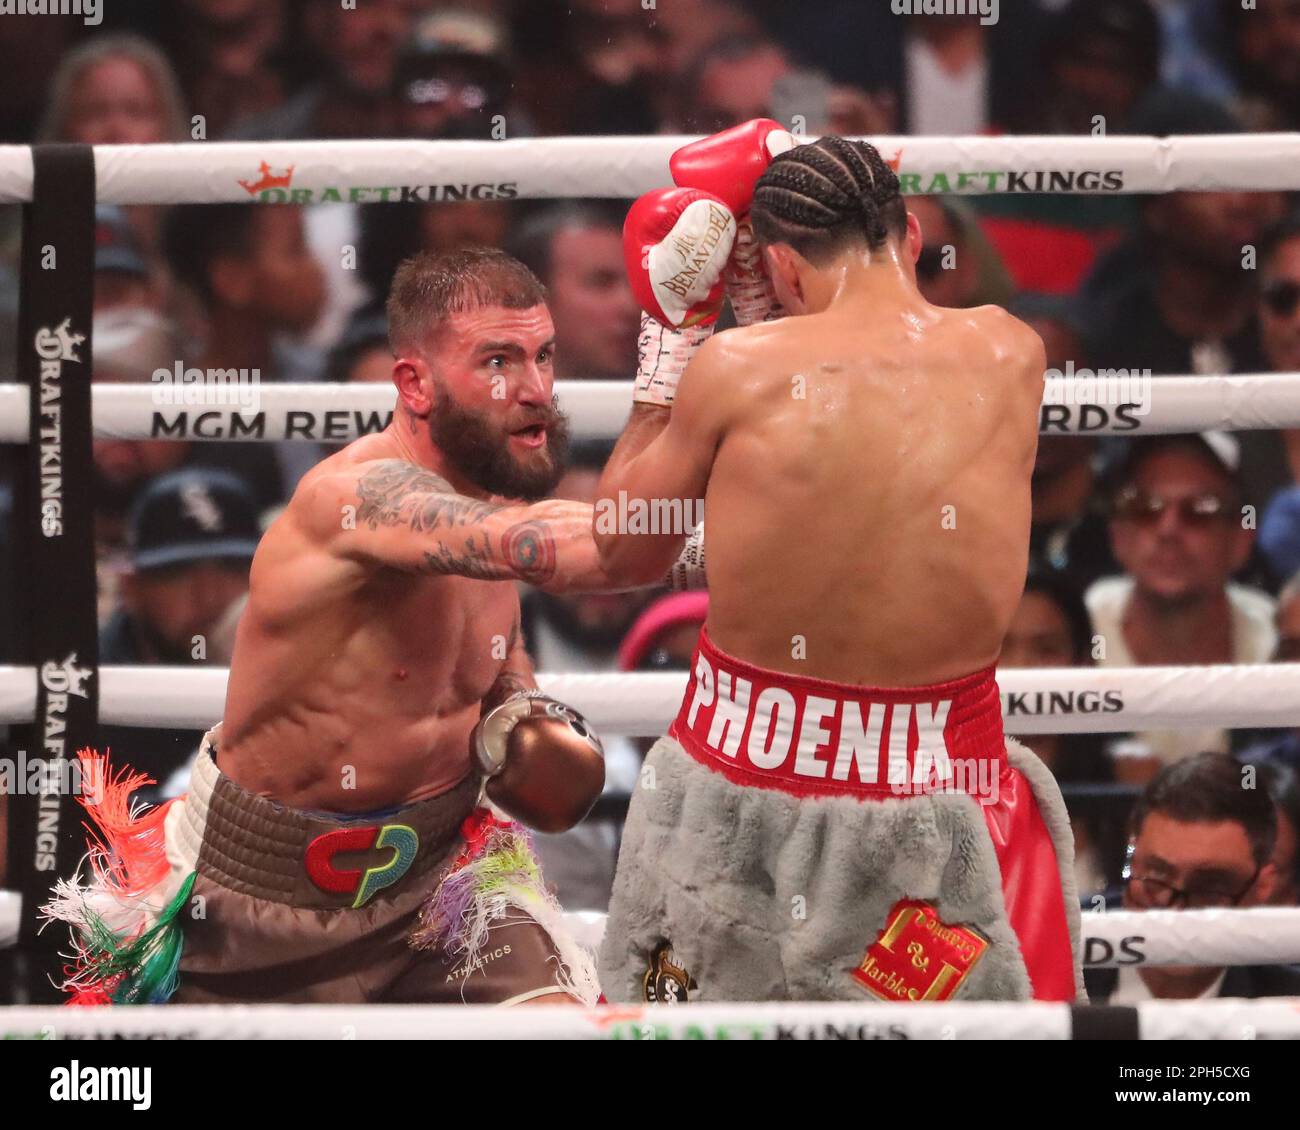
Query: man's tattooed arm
354 461 500 532
315 459 623 592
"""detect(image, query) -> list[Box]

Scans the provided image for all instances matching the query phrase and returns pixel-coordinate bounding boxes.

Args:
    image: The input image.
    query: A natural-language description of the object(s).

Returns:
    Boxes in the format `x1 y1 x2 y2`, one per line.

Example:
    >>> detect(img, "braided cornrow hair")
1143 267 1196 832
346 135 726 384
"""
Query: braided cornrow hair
751 136 906 262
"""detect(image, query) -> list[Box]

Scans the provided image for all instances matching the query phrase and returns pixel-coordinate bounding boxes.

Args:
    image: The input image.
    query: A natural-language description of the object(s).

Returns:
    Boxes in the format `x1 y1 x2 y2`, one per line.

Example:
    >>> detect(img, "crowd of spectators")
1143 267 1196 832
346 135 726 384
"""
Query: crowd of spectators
1 0 1299 1000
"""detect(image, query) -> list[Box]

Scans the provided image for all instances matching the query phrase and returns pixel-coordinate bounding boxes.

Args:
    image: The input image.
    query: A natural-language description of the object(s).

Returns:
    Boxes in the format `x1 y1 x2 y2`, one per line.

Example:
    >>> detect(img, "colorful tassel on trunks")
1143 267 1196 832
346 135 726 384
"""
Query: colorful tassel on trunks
40 749 193 1005
411 807 599 1004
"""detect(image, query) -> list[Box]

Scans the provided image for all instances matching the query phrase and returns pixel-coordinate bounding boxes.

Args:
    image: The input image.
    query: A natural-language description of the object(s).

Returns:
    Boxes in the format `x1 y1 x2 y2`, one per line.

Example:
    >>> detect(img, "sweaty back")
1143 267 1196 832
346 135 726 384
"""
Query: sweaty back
702 298 1041 686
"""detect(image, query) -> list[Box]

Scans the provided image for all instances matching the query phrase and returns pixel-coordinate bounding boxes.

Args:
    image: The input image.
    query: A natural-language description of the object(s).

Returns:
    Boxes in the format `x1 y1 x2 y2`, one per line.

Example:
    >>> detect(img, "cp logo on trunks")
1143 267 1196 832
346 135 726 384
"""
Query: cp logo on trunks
850 899 989 1002
304 823 419 908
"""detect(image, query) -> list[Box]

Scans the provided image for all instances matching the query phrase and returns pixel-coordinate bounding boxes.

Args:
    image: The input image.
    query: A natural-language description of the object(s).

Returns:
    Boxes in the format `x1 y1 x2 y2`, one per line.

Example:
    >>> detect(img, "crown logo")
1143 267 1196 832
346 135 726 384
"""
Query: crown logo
238 161 295 196
40 652 95 699
34 317 85 364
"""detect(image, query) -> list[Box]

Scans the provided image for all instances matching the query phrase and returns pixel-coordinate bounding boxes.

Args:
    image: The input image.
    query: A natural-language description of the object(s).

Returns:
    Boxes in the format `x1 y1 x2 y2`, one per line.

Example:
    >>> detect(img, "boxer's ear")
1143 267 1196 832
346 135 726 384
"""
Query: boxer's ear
906 211 923 265
393 354 434 417
764 243 804 310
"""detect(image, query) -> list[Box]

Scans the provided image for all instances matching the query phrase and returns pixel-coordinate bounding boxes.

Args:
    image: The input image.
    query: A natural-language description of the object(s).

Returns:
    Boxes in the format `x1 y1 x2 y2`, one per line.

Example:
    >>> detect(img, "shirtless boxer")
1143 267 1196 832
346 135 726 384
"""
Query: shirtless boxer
43 247 705 1007
597 124 1084 1003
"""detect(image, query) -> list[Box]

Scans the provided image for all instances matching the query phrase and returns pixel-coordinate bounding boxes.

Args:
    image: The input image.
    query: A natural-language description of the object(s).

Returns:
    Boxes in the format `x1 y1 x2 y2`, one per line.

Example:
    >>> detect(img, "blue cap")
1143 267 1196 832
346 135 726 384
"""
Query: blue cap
127 468 260 572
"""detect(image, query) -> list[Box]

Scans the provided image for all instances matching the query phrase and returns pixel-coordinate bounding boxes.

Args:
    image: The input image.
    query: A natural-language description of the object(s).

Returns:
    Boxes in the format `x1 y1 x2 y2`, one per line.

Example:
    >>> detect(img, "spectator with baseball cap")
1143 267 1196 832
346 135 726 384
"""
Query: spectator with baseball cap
1087 433 1277 774
93 205 160 313
394 8 517 140
98 467 260 795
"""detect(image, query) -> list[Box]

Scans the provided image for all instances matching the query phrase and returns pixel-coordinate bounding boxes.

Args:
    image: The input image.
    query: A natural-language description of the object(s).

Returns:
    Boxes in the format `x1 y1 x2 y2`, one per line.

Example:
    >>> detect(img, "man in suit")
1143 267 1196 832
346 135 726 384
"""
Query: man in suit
1086 751 1300 1002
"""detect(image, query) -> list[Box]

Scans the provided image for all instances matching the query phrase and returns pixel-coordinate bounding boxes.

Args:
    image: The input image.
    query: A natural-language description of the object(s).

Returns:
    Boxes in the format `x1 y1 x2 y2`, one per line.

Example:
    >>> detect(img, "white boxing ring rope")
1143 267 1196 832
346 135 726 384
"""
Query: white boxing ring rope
4 373 1300 442
1 892 1298 970
5 134 1300 204
1 663 1300 735
0 998 1296 1040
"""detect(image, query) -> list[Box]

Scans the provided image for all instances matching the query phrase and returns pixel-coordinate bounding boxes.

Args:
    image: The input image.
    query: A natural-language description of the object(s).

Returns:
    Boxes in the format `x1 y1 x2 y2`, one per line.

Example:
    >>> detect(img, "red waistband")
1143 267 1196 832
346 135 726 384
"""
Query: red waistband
668 629 1006 800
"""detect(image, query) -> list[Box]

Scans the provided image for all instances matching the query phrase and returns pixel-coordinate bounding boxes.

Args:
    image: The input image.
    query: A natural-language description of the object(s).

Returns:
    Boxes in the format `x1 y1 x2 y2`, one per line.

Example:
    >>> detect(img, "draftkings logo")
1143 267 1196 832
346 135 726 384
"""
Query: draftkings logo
889 148 1126 195
1002 689 1125 718
33 317 85 538
32 652 96 870
236 161 518 204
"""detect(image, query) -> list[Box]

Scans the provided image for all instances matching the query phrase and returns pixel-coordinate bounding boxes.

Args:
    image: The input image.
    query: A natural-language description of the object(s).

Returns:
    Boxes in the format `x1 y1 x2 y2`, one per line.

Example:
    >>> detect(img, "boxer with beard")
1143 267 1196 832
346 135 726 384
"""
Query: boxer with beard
45 247 705 1008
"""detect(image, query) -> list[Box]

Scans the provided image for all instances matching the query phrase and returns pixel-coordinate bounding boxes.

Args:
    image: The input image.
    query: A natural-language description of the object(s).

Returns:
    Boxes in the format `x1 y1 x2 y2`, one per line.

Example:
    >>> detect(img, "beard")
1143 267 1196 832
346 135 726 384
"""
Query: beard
429 383 571 502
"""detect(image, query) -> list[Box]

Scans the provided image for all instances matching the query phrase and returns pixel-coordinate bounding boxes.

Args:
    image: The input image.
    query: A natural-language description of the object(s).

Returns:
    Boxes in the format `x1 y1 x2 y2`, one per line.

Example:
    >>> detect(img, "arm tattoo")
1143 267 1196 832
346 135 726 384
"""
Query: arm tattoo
355 460 502 532
421 538 503 580
356 461 561 585
500 520 557 584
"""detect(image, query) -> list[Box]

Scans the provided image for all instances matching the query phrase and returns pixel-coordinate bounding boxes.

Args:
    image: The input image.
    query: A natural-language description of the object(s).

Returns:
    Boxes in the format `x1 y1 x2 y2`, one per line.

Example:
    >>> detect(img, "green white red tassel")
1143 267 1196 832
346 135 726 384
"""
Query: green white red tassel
40 749 193 1005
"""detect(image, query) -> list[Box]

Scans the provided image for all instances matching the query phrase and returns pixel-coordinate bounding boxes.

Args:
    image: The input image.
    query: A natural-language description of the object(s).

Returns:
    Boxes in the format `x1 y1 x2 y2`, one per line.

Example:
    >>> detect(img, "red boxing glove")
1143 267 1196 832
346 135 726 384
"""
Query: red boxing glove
669 117 796 218
672 119 797 327
624 185 736 329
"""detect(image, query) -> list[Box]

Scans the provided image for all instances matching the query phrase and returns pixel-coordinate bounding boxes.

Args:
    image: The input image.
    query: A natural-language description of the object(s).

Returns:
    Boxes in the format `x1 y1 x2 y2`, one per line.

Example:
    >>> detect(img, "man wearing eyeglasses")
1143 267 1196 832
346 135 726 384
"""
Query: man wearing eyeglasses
1084 752 1300 1003
1085 433 1277 773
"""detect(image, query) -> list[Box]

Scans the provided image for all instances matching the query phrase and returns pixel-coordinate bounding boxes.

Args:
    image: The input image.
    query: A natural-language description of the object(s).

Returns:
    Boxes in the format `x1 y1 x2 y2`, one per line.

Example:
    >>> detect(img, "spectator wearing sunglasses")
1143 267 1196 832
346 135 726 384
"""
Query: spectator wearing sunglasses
1086 434 1277 774
1084 752 1300 1003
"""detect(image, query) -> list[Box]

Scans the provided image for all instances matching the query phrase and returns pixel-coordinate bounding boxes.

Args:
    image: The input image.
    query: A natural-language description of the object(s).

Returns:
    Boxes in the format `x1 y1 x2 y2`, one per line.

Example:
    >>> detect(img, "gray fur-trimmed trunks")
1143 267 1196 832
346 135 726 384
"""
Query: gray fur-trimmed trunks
599 629 1084 1003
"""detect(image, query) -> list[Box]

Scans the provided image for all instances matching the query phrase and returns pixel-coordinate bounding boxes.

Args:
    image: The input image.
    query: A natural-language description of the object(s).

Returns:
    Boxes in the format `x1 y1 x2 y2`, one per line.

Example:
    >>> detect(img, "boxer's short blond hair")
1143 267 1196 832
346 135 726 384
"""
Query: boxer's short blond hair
386 247 548 356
